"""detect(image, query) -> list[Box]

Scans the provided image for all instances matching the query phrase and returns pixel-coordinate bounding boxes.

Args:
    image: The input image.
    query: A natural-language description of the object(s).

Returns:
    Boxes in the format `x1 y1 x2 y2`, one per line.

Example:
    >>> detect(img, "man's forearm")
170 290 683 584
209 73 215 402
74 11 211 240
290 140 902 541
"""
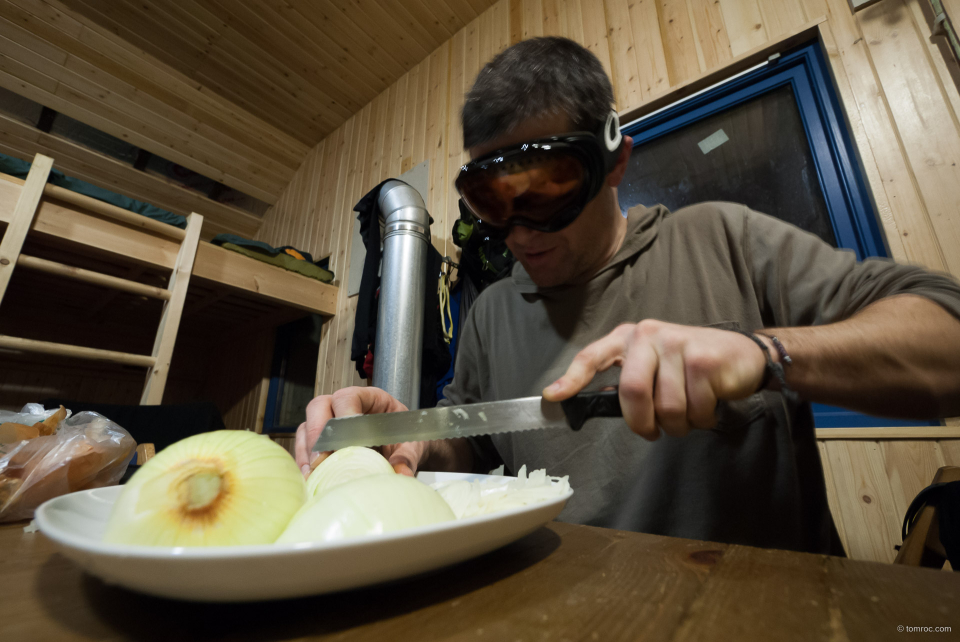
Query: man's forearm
763 295 960 418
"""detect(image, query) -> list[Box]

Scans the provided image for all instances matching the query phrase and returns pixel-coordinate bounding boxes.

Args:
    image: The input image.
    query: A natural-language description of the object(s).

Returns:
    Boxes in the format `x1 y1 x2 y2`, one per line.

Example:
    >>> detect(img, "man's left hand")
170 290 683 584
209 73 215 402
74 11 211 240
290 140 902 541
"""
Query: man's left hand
542 320 770 440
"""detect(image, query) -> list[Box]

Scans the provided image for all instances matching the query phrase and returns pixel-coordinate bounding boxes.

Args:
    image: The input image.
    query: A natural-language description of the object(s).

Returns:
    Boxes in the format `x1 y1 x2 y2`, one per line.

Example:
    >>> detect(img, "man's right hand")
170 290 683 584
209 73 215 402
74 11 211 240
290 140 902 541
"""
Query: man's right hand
294 386 429 478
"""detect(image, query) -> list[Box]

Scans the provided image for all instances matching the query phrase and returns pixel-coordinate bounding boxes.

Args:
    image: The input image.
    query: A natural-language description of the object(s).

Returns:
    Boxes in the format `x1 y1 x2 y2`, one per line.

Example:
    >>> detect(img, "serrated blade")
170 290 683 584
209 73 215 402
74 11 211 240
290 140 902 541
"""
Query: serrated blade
311 396 569 451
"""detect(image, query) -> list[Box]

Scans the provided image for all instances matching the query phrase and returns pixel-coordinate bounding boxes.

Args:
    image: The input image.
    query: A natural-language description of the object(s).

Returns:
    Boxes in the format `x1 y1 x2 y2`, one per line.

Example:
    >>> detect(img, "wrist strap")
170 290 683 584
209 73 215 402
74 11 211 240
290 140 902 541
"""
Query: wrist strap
733 330 791 394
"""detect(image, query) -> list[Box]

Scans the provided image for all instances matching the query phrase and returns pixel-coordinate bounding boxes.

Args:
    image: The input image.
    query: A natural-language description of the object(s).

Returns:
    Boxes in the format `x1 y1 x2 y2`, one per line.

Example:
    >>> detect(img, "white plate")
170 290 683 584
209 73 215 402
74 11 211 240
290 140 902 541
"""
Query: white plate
35 472 572 602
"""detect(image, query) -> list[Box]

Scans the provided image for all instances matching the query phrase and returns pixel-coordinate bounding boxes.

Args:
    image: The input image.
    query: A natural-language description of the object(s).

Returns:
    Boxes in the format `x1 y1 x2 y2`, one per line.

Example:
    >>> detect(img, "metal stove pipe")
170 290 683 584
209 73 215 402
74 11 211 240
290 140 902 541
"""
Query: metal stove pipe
372 180 431 410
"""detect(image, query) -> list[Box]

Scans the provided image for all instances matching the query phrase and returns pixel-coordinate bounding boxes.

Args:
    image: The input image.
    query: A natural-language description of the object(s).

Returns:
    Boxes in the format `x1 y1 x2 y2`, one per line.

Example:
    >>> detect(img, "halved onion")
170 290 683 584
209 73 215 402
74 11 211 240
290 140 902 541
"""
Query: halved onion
306 446 394 498
277 474 454 544
103 431 306 546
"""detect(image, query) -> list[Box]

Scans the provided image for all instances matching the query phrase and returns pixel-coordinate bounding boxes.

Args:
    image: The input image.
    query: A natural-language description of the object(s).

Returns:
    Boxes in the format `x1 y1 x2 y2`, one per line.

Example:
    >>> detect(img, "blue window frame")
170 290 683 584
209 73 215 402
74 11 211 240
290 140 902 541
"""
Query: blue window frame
621 42 935 428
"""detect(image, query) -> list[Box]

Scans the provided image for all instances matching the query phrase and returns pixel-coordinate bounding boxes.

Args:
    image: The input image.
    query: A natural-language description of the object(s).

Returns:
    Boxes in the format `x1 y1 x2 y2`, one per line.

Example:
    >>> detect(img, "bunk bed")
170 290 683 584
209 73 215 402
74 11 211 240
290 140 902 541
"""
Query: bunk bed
0 154 337 426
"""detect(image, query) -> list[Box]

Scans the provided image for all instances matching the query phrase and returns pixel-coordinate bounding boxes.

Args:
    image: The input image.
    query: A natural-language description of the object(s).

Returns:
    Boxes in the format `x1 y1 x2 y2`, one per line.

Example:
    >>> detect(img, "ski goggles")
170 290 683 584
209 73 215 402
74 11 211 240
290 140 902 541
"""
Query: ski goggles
455 110 624 239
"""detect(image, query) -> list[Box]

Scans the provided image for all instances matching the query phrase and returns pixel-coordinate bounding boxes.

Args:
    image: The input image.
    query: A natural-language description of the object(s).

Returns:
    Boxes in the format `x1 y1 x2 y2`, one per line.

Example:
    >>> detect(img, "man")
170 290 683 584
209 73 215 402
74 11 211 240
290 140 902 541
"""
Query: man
296 37 960 554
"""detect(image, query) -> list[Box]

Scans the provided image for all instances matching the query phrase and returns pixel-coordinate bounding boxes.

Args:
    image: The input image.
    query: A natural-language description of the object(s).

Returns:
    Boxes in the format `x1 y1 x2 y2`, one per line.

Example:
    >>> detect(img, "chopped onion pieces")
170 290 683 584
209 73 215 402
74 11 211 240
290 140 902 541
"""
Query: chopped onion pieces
431 466 570 519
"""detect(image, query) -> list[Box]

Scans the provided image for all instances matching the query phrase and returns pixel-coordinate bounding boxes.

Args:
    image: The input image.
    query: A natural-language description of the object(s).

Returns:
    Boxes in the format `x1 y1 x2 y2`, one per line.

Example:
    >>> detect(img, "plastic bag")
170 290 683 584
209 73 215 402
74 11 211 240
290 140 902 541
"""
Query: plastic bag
0 405 137 522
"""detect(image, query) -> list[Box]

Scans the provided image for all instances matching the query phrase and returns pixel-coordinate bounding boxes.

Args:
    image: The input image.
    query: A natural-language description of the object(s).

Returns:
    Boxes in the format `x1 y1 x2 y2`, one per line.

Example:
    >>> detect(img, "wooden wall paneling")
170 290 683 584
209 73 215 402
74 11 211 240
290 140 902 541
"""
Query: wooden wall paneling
380 82 401 184
822 440 901 563
493 0 511 54
426 44 452 259
939 439 960 465
858 0 960 276
820 0 942 270
904 0 960 165
717 0 767 56
464 13 482 91
387 75 409 179
200 2 353 124
418 0 461 38
0 116 262 238
0 51 284 204
757 1 807 40
447 27 468 261
319 109 365 395
542 0 561 36
658 0 703 86
814 20 907 263
412 58 431 175
330 111 371 394
401 63 422 173
800 0 829 21
329 0 431 69
580 0 613 83
629 0 670 103
520 0 545 39
604 0 644 110
57 0 205 83
253 0 383 101
879 440 947 522
510 0 523 44
478 2 497 71
560 0 585 43
817 441 851 554
382 0 450 55
59 9 311 167
687 0 733 72
285 0 400 84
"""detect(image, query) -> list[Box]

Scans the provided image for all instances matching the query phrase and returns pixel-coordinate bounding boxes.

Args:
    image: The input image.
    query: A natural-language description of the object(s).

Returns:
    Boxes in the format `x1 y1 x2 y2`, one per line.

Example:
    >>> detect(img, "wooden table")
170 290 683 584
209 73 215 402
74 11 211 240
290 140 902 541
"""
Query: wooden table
1 520 957 641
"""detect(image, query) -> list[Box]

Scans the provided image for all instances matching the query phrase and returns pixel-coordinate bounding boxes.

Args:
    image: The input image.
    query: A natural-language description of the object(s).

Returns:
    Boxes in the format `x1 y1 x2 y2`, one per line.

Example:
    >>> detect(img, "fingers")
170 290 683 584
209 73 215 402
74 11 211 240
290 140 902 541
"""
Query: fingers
652 349 689 437
330 386 409 418
543 325 633 400
297 387 407 477
618 337 660 440
381 441 428 477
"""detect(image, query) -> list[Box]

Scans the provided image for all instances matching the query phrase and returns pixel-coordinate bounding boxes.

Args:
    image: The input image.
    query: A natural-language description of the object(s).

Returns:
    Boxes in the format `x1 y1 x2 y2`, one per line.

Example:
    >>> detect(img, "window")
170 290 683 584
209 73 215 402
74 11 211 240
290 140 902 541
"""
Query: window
620 42 935 428
262 316 324 433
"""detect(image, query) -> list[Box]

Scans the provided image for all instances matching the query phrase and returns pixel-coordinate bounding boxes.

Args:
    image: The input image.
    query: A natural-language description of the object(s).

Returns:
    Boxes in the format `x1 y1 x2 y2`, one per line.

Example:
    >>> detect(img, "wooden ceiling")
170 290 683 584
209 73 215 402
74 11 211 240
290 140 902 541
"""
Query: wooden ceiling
55 0 499 146
0 0 497 236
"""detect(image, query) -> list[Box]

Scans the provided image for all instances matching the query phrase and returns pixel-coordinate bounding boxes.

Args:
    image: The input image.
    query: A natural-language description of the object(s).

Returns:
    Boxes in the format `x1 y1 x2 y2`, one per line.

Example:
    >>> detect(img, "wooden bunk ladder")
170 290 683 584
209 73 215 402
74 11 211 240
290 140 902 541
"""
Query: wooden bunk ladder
0 153 204 405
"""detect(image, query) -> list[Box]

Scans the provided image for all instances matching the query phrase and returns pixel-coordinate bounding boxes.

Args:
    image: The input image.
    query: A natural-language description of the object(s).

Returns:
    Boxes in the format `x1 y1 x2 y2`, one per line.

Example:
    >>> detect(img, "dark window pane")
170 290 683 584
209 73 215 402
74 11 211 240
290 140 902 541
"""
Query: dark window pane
620 84 837 246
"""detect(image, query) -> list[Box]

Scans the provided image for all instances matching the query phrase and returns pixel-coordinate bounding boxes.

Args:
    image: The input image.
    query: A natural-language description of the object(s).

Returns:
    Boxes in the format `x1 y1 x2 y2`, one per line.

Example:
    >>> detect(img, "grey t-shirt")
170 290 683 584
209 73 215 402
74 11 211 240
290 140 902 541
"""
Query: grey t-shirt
439 202 960 555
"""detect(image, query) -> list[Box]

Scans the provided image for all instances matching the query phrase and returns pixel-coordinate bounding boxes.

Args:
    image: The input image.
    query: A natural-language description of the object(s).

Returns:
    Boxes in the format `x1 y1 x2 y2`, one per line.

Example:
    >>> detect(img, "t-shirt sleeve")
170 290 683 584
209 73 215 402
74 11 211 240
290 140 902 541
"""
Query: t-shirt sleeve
436 301 504 474
740 206 960 327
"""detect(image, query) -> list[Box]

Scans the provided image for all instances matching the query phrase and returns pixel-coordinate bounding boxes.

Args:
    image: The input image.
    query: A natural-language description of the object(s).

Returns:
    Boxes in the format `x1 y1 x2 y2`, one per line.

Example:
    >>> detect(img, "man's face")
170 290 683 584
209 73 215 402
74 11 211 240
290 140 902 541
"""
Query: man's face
467 112 633 288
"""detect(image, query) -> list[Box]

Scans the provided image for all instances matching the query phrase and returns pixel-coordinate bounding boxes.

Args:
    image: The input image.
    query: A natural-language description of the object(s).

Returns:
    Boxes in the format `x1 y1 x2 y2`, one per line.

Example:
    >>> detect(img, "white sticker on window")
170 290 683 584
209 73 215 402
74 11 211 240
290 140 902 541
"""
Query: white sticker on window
698 129 729 155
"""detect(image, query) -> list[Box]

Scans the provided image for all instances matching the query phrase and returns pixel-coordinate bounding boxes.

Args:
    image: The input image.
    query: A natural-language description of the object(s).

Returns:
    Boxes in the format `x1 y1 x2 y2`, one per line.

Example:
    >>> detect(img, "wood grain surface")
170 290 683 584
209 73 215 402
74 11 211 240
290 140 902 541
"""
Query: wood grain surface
1 520 957 641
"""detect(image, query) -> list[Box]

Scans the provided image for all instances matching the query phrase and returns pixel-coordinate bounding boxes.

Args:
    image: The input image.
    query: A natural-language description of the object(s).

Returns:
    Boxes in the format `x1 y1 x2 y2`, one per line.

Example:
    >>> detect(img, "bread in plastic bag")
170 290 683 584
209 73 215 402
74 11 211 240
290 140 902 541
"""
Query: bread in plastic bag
0 404 137 522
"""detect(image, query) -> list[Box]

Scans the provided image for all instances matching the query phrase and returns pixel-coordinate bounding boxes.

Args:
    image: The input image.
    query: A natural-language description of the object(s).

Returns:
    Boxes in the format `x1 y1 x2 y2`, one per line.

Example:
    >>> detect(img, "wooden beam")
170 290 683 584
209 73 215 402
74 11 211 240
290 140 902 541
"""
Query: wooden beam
816 426 960 439
0 334 156 367
141 212 203 405
0 154 52 307
17 255 171 300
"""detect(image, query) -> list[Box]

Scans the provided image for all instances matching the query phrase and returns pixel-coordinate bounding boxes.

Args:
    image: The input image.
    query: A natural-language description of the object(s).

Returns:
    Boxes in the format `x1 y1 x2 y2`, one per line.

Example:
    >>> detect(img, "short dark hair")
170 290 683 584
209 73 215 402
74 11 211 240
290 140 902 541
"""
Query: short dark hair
462 37 615 149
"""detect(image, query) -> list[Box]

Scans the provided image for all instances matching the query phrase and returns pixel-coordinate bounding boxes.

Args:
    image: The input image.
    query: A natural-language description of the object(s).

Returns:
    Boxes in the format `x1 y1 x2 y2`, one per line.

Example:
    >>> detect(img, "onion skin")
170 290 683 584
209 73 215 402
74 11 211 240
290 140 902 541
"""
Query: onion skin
103 431 306 546
306 446 394 498
277 474 455 544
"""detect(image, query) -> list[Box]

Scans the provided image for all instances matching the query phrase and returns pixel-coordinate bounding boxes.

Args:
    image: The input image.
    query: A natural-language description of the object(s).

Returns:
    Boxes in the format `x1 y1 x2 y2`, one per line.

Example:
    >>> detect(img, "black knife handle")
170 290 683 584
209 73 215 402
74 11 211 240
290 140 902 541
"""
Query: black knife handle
560 390 623 431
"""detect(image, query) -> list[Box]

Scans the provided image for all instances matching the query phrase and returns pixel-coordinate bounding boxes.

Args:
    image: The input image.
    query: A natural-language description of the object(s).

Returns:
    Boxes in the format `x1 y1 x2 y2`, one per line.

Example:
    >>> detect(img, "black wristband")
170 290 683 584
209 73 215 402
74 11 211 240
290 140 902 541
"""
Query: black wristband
732 329 790 394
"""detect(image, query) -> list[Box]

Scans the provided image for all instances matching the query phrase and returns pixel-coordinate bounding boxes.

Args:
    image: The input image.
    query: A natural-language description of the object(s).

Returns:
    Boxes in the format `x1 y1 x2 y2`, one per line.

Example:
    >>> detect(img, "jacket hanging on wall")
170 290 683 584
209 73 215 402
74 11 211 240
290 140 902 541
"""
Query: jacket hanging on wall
351 180 451 409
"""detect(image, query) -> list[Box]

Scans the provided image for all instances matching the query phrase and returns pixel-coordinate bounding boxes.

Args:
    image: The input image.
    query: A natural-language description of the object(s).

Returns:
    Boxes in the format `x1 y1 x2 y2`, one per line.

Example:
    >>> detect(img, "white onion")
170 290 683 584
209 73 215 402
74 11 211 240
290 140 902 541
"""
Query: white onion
103 431 306 546
277 474 454 544
431 465 570 519
306 446 394 498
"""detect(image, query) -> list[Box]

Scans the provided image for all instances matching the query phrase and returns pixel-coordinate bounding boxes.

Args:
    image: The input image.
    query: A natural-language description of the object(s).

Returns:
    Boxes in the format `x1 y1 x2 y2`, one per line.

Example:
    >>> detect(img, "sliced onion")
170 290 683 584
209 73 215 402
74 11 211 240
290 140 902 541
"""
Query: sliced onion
306 446 394 498
277 474 455 544
431 465 570 519
103 431 306 546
